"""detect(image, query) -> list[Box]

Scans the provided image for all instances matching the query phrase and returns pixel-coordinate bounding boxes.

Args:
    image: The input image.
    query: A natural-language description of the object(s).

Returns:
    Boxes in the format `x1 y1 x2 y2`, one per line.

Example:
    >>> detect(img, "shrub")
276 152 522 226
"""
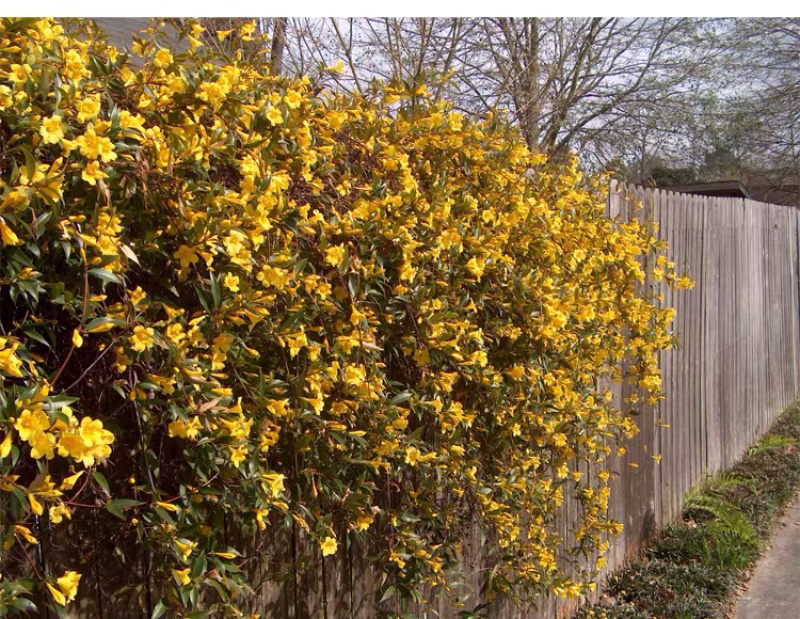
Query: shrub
0 18 684 616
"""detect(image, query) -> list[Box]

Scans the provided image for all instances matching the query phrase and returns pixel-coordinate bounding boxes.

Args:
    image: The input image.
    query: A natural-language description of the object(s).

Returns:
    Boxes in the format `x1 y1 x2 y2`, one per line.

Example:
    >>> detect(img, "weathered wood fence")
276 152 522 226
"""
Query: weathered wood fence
556 181 800 618
538 181 800 618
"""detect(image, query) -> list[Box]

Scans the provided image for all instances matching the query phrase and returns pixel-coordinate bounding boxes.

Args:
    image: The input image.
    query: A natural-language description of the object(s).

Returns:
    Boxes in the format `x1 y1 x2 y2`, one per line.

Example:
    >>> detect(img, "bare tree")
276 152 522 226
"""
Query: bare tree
276 18 713 169
722 18 800 203
449 19 714 156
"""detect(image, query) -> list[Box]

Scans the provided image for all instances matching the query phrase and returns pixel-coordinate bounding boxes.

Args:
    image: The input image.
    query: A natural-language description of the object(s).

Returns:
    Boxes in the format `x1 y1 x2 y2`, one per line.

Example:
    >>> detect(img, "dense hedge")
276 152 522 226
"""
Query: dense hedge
0 18 688 617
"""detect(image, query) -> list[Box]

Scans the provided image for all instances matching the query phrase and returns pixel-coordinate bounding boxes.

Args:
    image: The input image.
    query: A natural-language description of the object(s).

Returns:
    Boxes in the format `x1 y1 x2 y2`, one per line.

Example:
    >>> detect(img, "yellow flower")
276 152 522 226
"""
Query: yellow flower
389 550 405 569
240 20 257 39
154 48 173 68
355 511 373 532
62 49 87 81
14 524 38 545
344 364 366 386
174 245 199 269
256 507 269 530
39 114 65 144
28 492 44 515
168 417 201 440
223 273 240 292
0 84 12 110
79 416 114 448
175 539 197 562
262 473 285 498
229 444 247 467
350 305 366 325
172 568 191 586
75 126 116 162
0 219 21 246
29 430 56 460
284 89 302 109
47 583 66 606
129 286 147 306
57 430 86 462
266 398 289 418
14 409 50 441
60 471 84 490
198 81 227 109
8 63 31 84
56 571 81 603
76 94 101 123
129 325 155 352
71 329 83 348
320 535 337 557
257 265 290 290
0 340 25 377
404 446 420 466
325 245 346 267
466 256 485 278
81 160 108 186
267 106 284 126
49 503 72 524
325 60 345 73
0 432 11 458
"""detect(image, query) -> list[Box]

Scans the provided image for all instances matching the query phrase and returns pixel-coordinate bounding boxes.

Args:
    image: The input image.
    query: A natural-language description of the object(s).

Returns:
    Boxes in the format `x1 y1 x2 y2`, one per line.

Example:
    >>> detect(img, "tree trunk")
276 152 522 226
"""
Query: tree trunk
270 18 287 76
522 17 541 150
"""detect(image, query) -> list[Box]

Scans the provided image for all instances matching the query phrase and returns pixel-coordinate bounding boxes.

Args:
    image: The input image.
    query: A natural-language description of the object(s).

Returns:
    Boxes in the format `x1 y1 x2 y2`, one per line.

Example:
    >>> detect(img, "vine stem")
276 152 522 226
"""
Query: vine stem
15 533 43 580
64 336 119 392
51 250 89 388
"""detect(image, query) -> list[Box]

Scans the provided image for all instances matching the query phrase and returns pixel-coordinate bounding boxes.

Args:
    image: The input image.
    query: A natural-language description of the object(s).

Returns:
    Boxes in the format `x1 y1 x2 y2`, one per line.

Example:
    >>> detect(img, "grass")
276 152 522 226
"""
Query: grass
576 402 800 619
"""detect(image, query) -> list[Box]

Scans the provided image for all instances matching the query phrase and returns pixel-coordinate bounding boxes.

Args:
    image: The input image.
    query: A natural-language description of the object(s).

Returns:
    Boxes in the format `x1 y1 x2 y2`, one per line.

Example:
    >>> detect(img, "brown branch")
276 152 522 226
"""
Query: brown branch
50 252 90 388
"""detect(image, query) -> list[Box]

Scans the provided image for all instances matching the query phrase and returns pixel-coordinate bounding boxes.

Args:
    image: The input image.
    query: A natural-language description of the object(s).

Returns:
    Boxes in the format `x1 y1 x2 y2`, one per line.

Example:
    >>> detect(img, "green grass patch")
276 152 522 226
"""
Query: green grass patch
576 402 800 619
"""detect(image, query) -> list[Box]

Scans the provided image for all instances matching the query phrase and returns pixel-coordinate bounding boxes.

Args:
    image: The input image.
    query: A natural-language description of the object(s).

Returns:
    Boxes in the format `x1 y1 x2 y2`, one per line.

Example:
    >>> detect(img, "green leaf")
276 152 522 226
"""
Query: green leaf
43 395 79 410
21 147 36 180
24 329 52 350
92 471 110 497
390 391 413 406
379 585 397 604
210 275 221 308
151 600 168 619
106 498 144 520
193 283 210 312
120 244 140 266
89 268 123 285
190 555 207 579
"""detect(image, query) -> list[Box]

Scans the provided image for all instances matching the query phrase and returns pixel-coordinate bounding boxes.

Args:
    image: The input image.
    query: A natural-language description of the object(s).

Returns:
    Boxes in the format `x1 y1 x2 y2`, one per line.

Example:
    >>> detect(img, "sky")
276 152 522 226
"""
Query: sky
11 2 796 19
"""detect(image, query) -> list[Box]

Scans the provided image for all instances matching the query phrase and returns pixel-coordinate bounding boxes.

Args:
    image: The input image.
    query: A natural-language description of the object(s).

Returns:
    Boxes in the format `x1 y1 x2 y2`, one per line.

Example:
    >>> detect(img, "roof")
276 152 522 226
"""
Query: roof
661 181 752 200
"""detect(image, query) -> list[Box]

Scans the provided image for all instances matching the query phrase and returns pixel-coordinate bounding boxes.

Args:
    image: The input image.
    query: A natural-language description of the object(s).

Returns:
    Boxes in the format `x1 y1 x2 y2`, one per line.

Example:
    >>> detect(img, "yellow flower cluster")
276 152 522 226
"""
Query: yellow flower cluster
11 386 113 466
0 17 686 615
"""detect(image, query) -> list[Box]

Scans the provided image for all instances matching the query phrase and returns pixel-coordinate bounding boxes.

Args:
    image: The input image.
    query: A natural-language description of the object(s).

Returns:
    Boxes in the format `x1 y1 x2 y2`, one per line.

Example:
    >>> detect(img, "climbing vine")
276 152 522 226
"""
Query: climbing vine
0 17 689 617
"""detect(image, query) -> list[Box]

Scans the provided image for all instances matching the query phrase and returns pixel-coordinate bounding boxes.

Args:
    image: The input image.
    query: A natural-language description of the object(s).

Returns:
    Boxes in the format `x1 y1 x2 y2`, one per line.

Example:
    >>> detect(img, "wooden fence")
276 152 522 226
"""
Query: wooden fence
535 181 800 618
548 181 800 618
72 182 800 618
